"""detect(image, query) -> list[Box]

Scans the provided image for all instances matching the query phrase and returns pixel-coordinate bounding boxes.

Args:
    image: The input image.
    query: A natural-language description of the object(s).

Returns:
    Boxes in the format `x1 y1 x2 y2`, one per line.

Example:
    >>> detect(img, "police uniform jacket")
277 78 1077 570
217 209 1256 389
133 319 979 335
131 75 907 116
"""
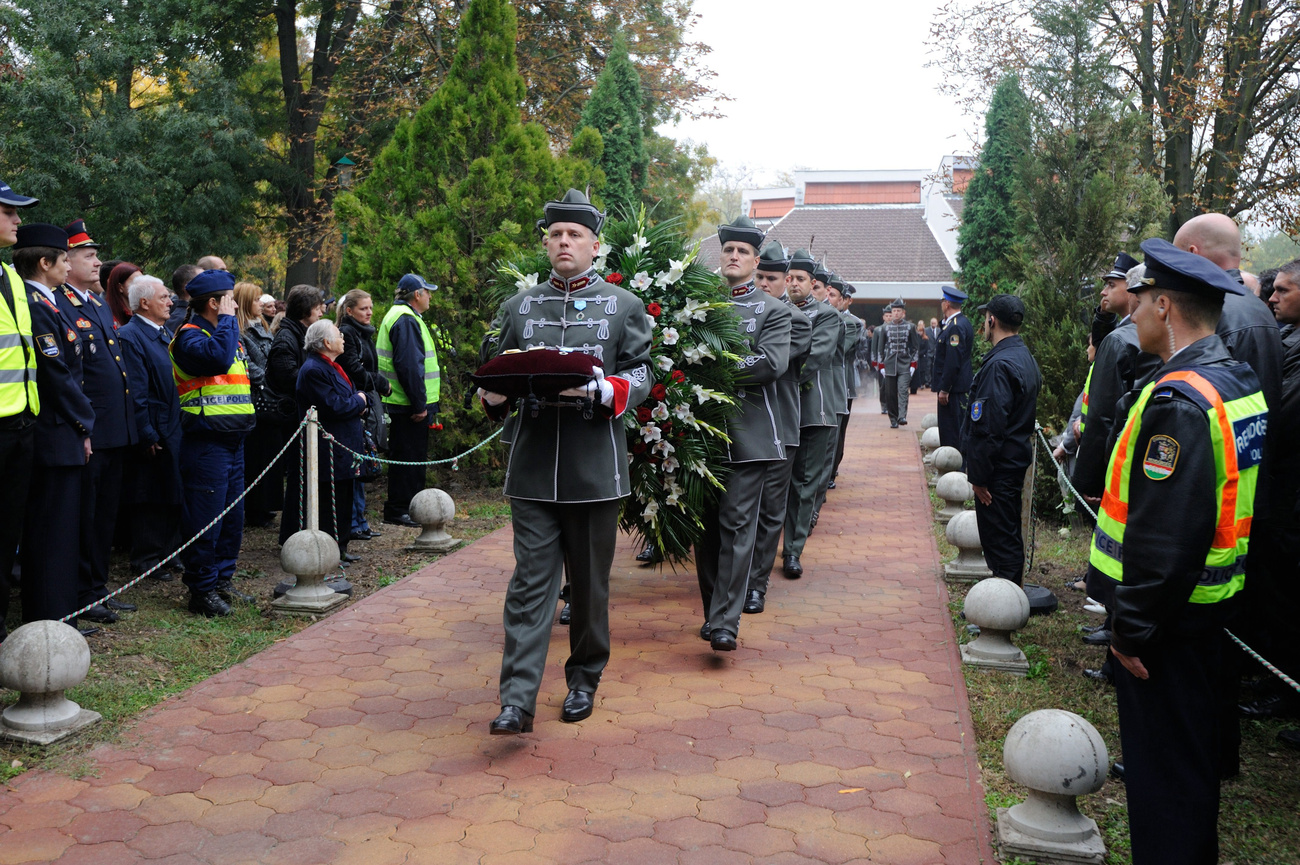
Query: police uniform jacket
25 281 94 466
171 314 252 440
1072 319 1162 498
796 297 841 427
381 301 437 415
118 315 183 504
723 282 791 463
57 287 137 449
872 319 920 377
960 334 1042 487
774 296 811 448
840 312 864 401
932 312 974 394
485 270 653 502
1103 336 1258 656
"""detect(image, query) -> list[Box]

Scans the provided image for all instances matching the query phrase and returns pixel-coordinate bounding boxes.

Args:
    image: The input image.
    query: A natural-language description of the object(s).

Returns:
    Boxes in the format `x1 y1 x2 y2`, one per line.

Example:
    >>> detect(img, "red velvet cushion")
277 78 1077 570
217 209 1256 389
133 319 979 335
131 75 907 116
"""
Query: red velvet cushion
473 348 599 398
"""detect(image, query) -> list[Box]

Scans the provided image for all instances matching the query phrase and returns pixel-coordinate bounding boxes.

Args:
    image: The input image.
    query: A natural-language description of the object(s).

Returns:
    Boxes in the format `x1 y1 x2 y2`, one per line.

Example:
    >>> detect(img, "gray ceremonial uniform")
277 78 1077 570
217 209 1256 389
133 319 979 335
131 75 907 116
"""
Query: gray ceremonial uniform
485 269 653 714
814 308 850 511
831 311 865 484
874 319 920 424
696 282 791 636
783 297 841 559
750 296 811 596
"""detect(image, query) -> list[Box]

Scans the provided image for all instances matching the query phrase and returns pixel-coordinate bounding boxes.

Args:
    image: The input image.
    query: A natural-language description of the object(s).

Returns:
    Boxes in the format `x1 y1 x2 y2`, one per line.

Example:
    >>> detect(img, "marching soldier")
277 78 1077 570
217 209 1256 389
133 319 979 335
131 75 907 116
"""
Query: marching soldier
811 271 848 520
872 298 920 428
931 286 973 447
479 190 652 734
781 249 841 578
695 217 791 651
827 277 863 486
747 243 811 614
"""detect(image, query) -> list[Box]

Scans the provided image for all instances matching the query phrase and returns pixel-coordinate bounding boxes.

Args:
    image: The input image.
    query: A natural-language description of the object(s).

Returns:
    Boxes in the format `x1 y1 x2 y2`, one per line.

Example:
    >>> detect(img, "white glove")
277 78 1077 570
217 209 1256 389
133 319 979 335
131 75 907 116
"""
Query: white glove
589 366 614 407
477 387 508 407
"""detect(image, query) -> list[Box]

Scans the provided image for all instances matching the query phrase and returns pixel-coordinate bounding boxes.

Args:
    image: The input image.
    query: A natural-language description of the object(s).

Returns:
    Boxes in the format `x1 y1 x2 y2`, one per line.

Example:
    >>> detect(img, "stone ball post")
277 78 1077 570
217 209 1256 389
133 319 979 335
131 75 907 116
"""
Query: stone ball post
0 620 101 743
960 577 1030 673
935 470 972 524
406 489 462 554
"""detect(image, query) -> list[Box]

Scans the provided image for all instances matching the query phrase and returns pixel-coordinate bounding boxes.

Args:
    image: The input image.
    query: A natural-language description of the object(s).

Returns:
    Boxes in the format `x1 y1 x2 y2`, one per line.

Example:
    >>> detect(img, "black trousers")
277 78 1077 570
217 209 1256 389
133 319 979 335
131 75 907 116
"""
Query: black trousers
1115 627 1225 865
937 393 965 449
385 412 429 519
0 421 34 637
973 467 1027 584
130 501 181 573
244 415 289 520
499 498 619 715
832 402 852 479
78 445 125 607
22 464 82 623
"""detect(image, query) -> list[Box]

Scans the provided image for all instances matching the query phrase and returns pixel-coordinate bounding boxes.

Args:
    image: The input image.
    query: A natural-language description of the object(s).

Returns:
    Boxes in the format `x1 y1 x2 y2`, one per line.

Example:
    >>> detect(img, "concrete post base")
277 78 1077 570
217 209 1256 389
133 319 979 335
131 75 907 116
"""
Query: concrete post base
273 530 347 615
961 639 1029 675
997 806 1106 864
405 489 462 554
1 706 102 746
0 620 101 745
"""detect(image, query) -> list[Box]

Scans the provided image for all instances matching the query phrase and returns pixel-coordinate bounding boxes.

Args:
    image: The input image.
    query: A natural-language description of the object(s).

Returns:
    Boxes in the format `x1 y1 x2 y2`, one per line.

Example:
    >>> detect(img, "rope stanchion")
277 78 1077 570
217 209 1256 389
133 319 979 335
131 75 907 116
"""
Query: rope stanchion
321 426 503 471
57 416 312 624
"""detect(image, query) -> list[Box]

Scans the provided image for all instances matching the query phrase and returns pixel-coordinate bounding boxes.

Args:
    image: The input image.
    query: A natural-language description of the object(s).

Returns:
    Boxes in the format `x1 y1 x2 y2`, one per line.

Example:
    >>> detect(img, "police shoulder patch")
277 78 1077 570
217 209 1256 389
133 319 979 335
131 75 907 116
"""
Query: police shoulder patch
1142 434 1179 480
970 399 984 422
37 333 58 357
949 334 960 346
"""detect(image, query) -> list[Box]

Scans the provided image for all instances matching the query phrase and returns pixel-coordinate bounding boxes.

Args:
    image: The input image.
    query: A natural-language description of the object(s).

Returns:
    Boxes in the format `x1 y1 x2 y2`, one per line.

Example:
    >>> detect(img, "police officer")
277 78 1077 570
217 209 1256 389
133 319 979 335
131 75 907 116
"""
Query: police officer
0 179 40 642
781 249 841 578
960 294 1041 586
931 286 973 447
479 189 652 734
746 243 811 614
57 219 139 624
1087 239 1266 865
695 217 791 651
171 270 256 617
377 274 440 527
12 223 95 629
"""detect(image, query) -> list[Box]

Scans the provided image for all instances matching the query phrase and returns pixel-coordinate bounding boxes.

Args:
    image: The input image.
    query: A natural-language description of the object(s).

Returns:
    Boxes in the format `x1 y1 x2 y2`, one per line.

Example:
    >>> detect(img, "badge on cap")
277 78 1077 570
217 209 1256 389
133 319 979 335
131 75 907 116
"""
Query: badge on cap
1142 435 1179 480
38 333 57 357
970 399 984 422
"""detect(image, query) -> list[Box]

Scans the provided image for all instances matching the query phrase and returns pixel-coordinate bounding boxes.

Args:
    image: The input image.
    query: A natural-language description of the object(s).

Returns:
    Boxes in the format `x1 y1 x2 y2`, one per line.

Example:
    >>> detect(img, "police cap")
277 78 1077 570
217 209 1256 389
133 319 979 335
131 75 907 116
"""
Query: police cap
1104 251 1140 281
0 178 37 209
941 285 967 304
396 273 437 296
1132 238 1245 296
186 269 236 300
13 223 68 251
537 188 605 236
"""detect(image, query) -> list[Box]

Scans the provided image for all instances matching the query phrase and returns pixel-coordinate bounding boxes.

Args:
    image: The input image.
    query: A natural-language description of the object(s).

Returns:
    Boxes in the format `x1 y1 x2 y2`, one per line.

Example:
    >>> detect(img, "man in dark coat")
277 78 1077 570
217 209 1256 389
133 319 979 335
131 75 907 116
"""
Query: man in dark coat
932 286 974 448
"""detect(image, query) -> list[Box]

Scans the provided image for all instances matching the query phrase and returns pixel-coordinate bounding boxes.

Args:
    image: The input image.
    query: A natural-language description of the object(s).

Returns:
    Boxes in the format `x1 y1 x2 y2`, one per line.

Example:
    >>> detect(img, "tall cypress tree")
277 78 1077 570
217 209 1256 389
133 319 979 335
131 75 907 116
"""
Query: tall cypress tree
957 75 1031 308
578 32 649 218
334 0 600 460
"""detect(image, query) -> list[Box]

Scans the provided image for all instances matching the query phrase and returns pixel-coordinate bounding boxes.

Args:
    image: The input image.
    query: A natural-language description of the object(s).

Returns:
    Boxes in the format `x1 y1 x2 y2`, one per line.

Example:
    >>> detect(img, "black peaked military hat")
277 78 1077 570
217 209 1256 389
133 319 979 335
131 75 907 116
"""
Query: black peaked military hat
717 215 766 252
757 241 790 272
64 219 100 250
941 285 967 303
1104 251 1141 281
812 260 832 284
1133 238 1245 296
978 294 1026 326
538 188 605 235
788 248 817 274
892 296 906 309
0 178 37 208
13 223 68 251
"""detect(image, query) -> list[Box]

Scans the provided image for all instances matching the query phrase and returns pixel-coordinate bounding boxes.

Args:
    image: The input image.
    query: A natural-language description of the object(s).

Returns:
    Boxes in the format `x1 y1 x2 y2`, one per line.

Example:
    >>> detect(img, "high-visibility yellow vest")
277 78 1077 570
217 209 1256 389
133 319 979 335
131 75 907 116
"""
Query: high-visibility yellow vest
1079 364 1093 435
1089 366 1267 604
377 303 440 407
0 264 38 418
170 322 255 433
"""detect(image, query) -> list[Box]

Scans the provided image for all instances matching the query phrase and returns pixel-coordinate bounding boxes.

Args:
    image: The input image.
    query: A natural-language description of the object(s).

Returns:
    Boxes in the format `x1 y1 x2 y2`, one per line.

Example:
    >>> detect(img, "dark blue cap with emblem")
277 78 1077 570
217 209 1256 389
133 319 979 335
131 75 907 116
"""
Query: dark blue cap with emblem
1104 251 1140 281
396 273 437 296
941 285 967 304
0 178 38 209
14 223 68 251
186 269 236 299
1132 238 1245 296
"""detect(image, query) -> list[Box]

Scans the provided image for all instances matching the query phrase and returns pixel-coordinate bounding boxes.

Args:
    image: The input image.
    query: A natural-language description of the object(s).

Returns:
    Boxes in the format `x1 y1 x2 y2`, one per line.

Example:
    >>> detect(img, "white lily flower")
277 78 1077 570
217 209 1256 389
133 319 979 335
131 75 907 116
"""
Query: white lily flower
661 327 680 346
691 384 726 404
672 298 710 323
682 343 716 365
652 440 675 457
639 423 662 443
625 234 650 255
651 402 670 421
663 457 680 474
642 500 659 525
654 355 674 372
653 258 686 286
631 271 652 291
514 272 539 291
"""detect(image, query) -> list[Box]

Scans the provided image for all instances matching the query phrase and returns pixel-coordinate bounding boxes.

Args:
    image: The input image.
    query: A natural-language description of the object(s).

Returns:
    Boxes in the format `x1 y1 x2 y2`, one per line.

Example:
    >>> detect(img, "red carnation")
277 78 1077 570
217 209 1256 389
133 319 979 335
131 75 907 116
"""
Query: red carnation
671 370 685 383
650 383 668 400
636 406 652 422
633 442 647 454
607 272 624 285
647 302 663 317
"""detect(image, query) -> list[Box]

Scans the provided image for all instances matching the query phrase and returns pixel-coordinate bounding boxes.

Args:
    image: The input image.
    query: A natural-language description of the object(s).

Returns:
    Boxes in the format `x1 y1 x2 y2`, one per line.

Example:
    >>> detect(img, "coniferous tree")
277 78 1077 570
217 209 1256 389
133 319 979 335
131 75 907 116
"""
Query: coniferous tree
957 75 1030 308
334 0 600 462
578 32 649 217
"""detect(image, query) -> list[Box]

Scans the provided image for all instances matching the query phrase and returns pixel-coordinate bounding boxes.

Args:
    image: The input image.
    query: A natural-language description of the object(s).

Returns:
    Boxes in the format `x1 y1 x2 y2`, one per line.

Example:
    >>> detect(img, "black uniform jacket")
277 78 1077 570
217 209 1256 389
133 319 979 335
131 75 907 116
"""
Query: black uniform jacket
1072 319 1162 498
25 282 94 466
933 311 974 394
56 286 137 449
960 334 1041 487
1099 337 1260 656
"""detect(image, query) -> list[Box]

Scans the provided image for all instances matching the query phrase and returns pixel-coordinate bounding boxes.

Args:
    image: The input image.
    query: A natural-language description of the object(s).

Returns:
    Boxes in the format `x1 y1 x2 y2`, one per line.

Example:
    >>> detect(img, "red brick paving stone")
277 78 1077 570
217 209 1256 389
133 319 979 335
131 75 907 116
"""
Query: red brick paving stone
64 809 145 845
261 838 346 865
723 822 799 857
0 827 76 864
868 833 948 865
49 840 134 865
126 820 214 857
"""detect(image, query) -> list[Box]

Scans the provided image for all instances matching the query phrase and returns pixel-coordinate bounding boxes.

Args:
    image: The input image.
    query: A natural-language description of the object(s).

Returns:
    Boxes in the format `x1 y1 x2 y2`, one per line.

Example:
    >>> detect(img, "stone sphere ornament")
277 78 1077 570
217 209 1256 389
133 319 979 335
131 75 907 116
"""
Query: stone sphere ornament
996 709 1109 864
920 413 938 430
960 577 1031 674
0 620 101 744
943 510 993 581
935 470 973 524
920 426 941 463
273 529 348 615
406 488 462 554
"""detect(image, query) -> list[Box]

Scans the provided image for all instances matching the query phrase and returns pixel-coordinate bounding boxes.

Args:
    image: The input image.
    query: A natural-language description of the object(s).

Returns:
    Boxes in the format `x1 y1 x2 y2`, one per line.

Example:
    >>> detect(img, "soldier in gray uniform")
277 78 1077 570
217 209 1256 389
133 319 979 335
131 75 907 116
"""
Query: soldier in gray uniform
695 217 792 651
810 270 848 524
873 298 920 427
478 190 653 734
746 243 811 614
828 276 864 487
781 249 842 578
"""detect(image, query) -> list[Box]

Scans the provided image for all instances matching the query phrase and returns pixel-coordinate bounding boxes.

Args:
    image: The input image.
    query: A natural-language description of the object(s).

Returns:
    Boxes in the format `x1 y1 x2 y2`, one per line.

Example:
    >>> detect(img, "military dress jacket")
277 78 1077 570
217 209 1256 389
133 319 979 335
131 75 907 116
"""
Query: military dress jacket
795 297 842 428
839 311 864 404
724 282 792 464
823 309 849 416
775 295 812 448
25 281 94 467
56 286 137 449
932 312 974 395
873 319 920 377
485 269 653 502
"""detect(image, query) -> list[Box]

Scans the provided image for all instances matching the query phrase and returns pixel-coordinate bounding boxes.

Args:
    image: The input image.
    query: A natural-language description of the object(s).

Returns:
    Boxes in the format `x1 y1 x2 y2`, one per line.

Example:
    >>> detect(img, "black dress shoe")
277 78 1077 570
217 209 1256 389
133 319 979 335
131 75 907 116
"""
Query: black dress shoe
1277 728 1300 750
188 590 232 618
104 598 137 612
743 590 765 614
78 626 101 638
827 480 837 490
383 513 420 528
348 531 372 542
80 604 119 624
1083 668 1113 684
365 528 382 537
216 581 255 603
558 602 571 625
340 552 361 563
1082 629 1111 646
890 420 899 428
561 689 595 722
489 705 534 735
1110 762 1125 782
710 631 737 652
699 622 712 641
1239 693 1300 720
899 418 908 425
782 554 803 579
1082 623 1106 634
635 544 655 562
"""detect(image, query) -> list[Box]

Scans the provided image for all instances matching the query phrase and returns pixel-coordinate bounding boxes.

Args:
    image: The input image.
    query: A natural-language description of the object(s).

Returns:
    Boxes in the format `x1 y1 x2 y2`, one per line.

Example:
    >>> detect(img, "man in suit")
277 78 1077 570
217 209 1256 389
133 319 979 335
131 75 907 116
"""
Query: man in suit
119 275 183 577
58 219 139 624
932 286 974 448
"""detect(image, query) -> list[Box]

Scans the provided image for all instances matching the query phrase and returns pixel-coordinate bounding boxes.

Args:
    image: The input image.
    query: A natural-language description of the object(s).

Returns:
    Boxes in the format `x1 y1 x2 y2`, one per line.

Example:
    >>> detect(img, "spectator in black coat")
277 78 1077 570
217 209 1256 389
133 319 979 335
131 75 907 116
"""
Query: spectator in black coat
273 285 326 544
337 289 391 541
235 281 281 527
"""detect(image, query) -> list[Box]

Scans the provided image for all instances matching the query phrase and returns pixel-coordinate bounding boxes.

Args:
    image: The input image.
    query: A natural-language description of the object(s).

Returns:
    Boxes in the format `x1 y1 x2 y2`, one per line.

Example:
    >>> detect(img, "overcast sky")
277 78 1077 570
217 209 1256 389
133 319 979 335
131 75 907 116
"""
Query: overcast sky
657 0 976 186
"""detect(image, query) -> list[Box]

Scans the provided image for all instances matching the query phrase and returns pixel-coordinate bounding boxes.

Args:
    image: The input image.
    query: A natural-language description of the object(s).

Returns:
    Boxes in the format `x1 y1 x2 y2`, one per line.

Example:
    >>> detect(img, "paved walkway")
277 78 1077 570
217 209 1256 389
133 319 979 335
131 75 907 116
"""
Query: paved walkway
0 392 996 865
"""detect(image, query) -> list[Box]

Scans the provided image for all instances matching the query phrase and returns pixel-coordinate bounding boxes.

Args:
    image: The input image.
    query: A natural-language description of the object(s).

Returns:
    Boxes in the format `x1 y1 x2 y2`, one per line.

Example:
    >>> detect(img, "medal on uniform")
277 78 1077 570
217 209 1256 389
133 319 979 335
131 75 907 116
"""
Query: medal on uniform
574 299 587 311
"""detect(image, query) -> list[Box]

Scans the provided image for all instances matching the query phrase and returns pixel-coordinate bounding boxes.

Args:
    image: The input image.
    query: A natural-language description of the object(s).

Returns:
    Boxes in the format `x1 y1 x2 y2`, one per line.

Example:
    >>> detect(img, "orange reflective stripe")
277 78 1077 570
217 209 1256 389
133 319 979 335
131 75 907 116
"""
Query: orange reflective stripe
176 373 250 395
1159 371 1239 543
1108 412 1138 498
1101 490 1127 523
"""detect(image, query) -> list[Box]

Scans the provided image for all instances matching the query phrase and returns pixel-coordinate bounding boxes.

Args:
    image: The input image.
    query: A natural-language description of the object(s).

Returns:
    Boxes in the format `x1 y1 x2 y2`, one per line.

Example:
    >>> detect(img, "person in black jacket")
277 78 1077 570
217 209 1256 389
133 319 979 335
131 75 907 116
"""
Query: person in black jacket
272 285 325 545
961 294 1042 586
336 289 391 542
236 281 280 527
932 286 974 448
